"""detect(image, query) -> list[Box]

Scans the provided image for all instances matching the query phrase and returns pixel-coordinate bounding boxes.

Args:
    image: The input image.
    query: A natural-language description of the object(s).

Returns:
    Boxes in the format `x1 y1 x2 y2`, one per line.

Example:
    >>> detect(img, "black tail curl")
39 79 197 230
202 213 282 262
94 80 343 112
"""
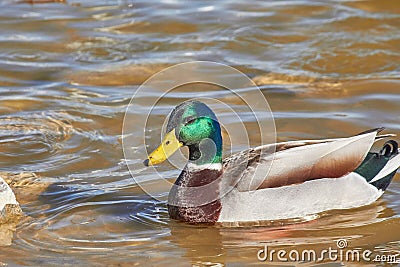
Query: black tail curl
379 140 399 158
355 140 399 191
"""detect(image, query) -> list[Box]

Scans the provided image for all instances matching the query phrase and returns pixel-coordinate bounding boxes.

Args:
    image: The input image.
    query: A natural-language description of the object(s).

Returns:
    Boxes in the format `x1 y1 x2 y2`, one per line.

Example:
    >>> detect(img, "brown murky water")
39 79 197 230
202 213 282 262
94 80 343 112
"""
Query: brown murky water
0 0 399 266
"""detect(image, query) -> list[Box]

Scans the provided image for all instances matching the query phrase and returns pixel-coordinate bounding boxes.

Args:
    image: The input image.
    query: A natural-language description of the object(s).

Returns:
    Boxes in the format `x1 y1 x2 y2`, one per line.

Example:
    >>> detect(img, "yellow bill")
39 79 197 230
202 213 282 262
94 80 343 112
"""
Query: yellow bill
144 129 183 166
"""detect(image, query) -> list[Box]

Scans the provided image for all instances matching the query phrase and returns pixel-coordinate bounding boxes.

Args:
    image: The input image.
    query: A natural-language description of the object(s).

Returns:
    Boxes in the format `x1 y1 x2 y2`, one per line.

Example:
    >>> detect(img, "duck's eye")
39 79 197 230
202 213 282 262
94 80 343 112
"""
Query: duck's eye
185 117 196 125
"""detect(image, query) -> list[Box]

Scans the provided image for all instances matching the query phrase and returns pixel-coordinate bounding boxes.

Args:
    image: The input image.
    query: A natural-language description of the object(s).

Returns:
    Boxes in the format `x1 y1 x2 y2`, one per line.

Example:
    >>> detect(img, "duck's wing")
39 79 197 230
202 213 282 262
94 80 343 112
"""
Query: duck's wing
222 128 390 191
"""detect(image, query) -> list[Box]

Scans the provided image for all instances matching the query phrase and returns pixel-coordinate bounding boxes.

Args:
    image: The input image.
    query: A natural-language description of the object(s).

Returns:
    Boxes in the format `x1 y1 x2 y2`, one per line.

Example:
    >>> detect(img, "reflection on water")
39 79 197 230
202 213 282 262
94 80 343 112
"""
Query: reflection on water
0 0 399 266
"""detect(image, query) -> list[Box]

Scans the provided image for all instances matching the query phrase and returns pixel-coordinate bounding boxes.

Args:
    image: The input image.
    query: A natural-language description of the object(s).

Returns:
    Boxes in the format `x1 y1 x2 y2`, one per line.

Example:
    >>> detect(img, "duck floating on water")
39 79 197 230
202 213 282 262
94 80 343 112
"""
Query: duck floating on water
144 100 400 224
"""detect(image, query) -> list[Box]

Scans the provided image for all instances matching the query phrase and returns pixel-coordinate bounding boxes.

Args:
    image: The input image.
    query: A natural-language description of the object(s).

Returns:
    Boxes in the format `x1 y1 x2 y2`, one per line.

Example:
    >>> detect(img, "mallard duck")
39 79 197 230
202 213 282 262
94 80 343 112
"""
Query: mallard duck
144 100 400 223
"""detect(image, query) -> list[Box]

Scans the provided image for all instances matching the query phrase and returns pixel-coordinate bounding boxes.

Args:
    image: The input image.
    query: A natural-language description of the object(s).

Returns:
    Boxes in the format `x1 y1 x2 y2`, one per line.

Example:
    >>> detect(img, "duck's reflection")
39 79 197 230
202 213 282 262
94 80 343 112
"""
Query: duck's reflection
167 219 299 265
168 222 226 265
167 200 394 265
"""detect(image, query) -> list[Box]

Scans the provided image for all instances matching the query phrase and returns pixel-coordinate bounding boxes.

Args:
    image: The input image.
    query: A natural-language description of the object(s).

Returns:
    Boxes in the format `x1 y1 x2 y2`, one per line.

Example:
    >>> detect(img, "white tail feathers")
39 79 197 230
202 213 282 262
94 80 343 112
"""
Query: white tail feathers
369 150 400 184
376 133 397 140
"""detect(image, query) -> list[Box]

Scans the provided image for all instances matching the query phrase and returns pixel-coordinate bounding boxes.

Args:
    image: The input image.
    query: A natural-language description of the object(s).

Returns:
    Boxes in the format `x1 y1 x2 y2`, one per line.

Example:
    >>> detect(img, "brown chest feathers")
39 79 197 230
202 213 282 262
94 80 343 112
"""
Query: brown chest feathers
168 167 222 223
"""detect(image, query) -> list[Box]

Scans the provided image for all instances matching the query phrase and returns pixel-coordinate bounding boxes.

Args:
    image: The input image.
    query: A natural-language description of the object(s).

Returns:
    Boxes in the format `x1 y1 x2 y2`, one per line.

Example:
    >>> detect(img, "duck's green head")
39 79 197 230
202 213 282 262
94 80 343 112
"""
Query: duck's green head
144 100 223 166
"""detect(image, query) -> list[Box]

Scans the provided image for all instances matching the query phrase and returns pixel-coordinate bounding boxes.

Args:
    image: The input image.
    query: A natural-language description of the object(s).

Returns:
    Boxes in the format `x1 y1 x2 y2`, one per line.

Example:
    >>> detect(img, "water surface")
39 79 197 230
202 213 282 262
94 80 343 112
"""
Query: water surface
0 0 399 266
